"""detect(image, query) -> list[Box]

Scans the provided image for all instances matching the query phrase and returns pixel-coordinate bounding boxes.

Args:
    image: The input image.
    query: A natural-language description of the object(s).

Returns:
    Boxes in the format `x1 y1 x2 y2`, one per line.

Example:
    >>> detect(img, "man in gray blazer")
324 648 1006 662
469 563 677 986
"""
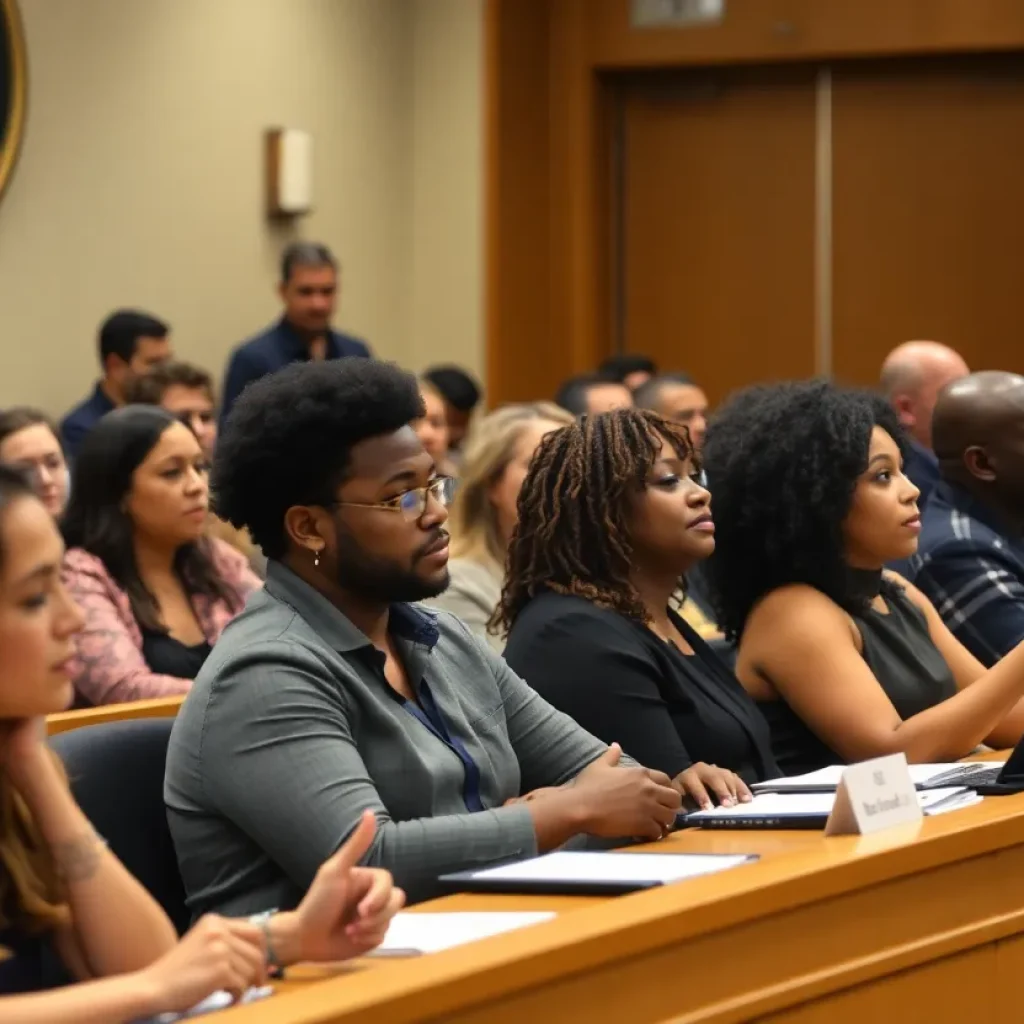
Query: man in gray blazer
165 359 682 915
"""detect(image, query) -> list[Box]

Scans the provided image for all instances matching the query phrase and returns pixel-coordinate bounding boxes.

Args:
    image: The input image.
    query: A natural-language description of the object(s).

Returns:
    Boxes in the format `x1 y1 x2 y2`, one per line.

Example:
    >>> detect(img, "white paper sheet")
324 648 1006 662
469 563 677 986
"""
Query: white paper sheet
468 850 753 884
752 762 998 792
369 911 556 956
688 787 978 821
146 985 273 1022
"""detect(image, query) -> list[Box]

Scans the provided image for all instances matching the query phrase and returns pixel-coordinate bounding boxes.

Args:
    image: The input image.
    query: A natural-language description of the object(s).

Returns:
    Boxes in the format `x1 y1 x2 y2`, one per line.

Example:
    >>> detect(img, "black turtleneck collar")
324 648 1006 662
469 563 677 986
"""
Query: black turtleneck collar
846 566 883 604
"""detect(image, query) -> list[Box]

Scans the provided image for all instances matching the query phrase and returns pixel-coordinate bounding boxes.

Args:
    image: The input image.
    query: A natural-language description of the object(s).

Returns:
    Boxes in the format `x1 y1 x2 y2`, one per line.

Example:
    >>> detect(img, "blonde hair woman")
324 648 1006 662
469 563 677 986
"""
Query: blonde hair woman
427 402 572 651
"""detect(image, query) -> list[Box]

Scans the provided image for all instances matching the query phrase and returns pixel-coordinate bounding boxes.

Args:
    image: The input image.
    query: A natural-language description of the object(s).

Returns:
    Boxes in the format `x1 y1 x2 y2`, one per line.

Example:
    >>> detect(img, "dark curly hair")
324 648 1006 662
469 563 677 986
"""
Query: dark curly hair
62 406 239 633
495 408 696 633
212 359 424 560
703 379 908 642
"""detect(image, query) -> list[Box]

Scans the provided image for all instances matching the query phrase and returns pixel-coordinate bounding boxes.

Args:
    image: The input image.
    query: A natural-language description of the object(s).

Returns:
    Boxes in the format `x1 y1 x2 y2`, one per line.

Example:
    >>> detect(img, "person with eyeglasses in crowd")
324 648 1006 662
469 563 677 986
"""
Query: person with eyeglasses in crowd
165 359 683 915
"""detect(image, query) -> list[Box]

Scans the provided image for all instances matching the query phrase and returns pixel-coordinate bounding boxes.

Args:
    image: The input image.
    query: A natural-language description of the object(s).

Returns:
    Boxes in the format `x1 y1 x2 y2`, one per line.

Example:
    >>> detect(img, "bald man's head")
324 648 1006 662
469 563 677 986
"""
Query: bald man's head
880 341 969 450
933 371 1024 508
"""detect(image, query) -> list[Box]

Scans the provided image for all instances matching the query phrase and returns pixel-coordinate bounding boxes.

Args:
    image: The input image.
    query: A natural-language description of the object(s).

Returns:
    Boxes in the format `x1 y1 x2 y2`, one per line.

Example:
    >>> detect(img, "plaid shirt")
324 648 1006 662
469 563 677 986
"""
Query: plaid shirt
908 480 1024 666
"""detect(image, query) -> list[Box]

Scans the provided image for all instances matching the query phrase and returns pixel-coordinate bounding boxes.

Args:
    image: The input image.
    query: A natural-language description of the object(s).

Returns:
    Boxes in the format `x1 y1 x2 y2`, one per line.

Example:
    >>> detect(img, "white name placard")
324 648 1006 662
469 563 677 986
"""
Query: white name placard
825 753 922 836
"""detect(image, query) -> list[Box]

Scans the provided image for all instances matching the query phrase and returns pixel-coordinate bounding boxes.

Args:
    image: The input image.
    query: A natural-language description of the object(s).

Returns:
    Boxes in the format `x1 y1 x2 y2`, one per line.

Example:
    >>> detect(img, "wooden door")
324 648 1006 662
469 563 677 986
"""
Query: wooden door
832 54 1024 385
618 66 819 406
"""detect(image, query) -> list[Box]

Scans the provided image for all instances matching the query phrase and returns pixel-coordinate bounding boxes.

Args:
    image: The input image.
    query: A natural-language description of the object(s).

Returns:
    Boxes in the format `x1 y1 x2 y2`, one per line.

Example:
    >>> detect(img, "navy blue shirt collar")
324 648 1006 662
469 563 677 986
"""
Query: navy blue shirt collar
274 317 346 362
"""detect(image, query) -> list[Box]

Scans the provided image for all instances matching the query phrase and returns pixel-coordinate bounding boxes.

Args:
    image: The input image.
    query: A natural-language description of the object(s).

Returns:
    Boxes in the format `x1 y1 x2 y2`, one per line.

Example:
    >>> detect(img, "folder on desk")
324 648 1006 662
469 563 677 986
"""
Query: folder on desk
684 787 979 830
438 850 758 895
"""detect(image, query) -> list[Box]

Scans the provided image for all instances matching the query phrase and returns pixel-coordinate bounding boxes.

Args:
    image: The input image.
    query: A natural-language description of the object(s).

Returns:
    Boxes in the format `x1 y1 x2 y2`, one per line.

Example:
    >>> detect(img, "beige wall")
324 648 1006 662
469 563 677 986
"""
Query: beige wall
0 0 483 416
409 0 484 382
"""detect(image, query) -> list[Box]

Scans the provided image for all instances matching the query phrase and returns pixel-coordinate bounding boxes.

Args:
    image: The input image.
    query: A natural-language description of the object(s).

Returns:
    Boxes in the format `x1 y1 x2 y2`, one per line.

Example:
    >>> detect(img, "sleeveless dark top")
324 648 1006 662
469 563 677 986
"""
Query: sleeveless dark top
0 924 72 994
141 627 212 680
760 573 958 775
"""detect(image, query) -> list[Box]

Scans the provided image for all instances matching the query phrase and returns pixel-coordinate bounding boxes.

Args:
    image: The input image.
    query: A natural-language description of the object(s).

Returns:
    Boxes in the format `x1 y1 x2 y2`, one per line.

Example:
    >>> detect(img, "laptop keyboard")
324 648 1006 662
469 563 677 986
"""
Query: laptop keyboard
925 764 1002 789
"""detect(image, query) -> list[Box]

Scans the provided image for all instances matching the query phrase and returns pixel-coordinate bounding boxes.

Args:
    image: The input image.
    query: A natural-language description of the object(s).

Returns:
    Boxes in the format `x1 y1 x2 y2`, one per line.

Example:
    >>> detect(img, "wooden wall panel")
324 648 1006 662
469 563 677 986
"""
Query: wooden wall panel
620 67 817 405
590 0 1024 69
484 0 554 406
832 55 1024 386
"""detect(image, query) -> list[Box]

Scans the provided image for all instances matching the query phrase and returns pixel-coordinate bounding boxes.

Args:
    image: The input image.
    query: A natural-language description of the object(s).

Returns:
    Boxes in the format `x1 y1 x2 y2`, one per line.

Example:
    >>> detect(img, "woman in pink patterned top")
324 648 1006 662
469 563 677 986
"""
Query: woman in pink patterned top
61 406 260 705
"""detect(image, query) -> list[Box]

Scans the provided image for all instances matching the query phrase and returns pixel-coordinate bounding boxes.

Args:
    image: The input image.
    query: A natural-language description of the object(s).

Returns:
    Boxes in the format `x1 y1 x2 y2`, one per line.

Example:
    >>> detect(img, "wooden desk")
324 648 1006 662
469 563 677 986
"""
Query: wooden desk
218 781 1024 1024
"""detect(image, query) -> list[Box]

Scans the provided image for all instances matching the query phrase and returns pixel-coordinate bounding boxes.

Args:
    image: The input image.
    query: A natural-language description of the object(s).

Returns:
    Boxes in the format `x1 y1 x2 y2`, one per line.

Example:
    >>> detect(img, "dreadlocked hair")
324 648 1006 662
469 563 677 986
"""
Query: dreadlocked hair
494 408 696 636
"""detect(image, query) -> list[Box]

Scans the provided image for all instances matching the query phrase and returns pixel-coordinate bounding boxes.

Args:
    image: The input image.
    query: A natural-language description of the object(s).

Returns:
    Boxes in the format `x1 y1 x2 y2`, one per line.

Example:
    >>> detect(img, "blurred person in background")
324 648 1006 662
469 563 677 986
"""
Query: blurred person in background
555 374 633 417
221 243 371 425
413 379 457 478
125 362 217 459
426 402 573 651
126 364 261 570
422 365 482 466
633 373 709 450
598 354 658 391
880 340 969 509
0 409 69 519
61 311 172 458
61 407 259 706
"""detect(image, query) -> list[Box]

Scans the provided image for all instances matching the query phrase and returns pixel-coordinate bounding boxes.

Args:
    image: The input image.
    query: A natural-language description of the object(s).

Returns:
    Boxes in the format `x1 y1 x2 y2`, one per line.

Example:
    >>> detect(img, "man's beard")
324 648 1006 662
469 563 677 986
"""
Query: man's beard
333 523 450 603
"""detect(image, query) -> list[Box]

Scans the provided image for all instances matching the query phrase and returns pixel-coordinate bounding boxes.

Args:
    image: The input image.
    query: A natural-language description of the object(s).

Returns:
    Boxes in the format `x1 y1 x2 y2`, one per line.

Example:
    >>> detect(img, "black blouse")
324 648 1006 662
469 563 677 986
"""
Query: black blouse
141 627 212 680
761 583 959 775
504 591 780 784
0 923 72 995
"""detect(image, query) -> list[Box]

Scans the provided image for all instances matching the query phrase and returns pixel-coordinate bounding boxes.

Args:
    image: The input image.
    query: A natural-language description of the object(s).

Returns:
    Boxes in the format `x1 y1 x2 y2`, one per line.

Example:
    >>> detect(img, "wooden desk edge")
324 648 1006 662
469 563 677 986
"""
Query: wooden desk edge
222 791 1024 1024
46 695 184 735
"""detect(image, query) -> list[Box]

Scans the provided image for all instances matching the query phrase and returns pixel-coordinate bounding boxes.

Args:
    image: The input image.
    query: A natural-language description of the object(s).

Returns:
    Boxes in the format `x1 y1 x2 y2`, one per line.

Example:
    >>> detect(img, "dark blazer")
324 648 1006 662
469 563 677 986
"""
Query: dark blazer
220 317 370 425
504 591 779 784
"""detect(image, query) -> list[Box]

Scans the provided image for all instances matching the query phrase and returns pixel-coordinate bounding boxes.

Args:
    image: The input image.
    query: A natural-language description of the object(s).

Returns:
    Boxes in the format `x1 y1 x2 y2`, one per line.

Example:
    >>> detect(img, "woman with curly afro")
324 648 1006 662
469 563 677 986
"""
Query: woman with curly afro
500 409 778 806
705 380 1024 774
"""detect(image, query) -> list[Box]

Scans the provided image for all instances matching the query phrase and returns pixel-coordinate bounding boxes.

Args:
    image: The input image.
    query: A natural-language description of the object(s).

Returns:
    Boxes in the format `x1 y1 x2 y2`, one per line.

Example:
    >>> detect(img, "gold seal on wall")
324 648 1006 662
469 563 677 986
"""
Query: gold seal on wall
0 0 26 205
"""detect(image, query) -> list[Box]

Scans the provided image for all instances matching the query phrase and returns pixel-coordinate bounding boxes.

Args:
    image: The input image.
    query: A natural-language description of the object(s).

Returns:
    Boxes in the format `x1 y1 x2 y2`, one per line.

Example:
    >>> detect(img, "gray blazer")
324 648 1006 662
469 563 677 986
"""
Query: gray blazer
165 561 610 914
426 555 505 652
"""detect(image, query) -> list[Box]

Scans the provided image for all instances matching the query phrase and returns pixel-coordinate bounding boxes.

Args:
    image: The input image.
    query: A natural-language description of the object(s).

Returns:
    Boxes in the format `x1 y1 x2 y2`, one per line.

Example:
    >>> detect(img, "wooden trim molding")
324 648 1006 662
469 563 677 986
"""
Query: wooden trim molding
46 695 184 735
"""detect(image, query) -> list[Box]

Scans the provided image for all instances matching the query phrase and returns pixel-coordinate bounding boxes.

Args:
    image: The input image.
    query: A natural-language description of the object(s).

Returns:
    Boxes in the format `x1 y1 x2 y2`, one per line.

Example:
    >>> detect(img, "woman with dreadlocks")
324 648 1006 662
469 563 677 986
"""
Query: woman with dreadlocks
500 409 778 805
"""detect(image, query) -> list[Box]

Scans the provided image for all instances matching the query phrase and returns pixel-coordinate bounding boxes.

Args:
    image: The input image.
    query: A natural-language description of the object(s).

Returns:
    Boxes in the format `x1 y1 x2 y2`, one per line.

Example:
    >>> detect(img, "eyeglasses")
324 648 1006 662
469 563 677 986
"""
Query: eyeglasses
333 476 456 522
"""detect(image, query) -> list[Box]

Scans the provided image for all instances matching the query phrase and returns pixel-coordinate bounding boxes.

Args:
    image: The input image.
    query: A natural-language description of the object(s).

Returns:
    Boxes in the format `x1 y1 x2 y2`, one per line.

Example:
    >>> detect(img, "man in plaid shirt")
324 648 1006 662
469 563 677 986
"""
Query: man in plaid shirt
909 372 1024 667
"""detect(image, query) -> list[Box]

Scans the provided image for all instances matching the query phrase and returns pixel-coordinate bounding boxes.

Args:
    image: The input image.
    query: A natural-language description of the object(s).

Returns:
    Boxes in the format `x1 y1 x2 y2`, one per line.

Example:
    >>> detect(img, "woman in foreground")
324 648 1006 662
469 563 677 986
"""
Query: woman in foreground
0 465 403 1017
705 380 1024 773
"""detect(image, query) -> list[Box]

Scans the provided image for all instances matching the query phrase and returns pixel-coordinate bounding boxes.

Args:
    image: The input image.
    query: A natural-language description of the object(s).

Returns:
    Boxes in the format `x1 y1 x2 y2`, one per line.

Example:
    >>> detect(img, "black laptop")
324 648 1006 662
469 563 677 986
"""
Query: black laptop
922 741 1024 795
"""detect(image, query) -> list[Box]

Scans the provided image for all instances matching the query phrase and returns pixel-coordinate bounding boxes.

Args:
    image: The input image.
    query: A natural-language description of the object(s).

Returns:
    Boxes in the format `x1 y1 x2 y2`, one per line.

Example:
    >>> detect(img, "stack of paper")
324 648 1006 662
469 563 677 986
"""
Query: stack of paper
686 786 980 828
752 763 998 794
368 911 556 957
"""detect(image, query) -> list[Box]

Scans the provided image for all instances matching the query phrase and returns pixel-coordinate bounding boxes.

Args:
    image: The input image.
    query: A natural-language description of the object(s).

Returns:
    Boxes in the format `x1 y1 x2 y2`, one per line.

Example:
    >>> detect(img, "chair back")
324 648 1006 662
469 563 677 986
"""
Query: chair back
49 718 189 934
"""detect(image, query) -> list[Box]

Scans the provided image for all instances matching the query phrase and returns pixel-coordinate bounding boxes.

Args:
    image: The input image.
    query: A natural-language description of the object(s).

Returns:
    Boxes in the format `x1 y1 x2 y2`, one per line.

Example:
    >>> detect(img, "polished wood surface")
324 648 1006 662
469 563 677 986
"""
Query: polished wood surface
218 779 1024 1023
46 695 184 735
485 0 1024 407
620 66 817 400
590 0 1024 69
831 54 1024 385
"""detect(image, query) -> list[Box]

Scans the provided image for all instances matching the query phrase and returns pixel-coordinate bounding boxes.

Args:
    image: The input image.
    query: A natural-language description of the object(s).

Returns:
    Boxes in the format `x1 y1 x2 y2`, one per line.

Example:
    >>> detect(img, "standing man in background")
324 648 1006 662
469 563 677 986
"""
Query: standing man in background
60 310 172 458
220 242 371 425
880 340 969 509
